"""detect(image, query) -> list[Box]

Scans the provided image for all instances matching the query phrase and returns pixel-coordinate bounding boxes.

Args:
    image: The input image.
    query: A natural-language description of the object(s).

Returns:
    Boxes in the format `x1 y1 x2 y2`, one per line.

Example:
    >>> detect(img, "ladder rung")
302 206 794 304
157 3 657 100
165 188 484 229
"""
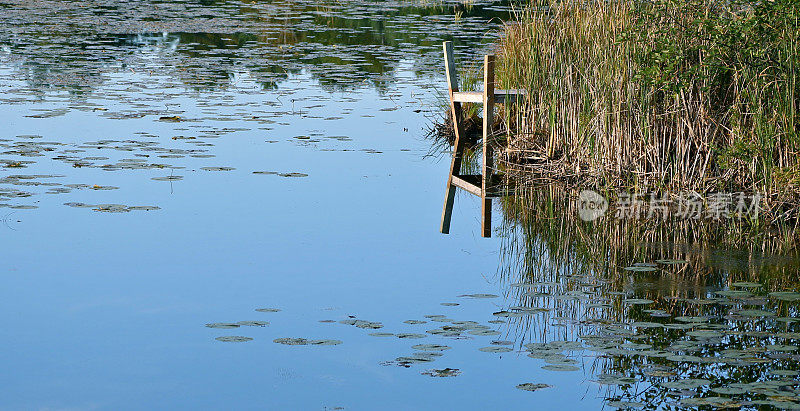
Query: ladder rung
451 174 506 197
451 175 483 196
452 89 525 104
452 91 482 103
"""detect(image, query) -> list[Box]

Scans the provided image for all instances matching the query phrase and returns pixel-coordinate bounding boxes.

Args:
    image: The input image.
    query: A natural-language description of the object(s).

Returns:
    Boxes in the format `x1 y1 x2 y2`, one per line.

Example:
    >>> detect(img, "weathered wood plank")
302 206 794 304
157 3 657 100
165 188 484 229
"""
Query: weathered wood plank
452 175 483 196
440 42 522 237
440 41 467 234
443 41 459 95
452 91 483 103
452 174 507 196
481 54 495 238
453 90 523 103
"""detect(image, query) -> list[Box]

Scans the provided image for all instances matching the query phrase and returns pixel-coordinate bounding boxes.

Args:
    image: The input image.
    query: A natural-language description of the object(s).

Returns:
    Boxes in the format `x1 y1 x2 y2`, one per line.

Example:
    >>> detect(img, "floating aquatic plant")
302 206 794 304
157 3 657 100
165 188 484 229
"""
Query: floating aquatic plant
422 368 461 377
215 336 253 343
516 383 551 391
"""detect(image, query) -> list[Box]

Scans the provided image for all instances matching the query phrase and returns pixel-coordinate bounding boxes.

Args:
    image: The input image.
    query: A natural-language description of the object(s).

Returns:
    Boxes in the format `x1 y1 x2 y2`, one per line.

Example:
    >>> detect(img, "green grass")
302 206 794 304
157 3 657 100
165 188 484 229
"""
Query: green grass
495 0 799 219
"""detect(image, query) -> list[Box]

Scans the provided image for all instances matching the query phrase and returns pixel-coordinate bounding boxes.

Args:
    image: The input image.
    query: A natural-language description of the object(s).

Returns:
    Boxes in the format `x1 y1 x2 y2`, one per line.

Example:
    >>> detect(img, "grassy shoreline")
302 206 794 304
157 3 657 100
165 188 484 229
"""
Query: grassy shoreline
483 0 799 222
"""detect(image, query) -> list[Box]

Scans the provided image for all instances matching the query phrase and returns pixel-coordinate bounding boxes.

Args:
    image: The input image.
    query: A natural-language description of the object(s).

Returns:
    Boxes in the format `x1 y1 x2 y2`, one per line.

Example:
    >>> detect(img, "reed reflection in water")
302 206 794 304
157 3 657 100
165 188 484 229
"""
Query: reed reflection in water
491 186 800 409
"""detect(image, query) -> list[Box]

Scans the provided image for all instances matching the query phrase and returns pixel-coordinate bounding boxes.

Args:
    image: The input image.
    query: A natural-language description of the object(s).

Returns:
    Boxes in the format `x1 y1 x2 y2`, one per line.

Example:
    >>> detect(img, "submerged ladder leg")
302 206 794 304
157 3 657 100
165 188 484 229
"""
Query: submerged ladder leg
440 41 466 234
481 55 495 238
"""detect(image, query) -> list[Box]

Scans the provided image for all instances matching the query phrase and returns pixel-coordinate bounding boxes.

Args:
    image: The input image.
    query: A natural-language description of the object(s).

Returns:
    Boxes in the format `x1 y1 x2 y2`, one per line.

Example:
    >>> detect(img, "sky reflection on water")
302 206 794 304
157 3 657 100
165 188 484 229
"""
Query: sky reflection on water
2 1 799 410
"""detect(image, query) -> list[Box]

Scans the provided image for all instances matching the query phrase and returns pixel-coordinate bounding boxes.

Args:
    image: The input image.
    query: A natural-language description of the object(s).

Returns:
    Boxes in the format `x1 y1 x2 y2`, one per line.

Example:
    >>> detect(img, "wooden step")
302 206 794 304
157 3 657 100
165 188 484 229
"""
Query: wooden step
452 89 525 104
451 174 509 197
451 91 483 103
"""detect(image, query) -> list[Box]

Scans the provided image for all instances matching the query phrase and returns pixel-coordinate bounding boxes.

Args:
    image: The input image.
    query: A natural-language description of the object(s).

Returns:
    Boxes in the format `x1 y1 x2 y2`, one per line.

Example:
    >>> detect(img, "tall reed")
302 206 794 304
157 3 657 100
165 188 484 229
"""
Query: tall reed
495 0 799 216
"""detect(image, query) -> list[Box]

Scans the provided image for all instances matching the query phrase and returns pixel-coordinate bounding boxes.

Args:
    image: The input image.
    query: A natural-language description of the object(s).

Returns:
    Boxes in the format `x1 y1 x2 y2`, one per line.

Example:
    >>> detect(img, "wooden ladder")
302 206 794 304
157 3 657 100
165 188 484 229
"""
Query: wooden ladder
440 41 523 238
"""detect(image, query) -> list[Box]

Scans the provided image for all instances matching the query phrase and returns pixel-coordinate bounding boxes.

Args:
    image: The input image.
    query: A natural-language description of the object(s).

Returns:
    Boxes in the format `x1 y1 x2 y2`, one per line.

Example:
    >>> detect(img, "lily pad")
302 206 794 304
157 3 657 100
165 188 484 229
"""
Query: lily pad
352 320 383 329
607 401 645 409
274 337 309 345
623 298 654 305
595 374 639 385
468 329 501 336
655 259 688 265
395 356 434 364
715 290 753 299
236 321 268 327
541 364 580 372
422 368 460 377
732 281 762 288
737 309 776 317
687 330 724 338
675 316 712 323
623 266 658 272
216 336 252 342
679 397 741 407
769 292 800 302
128 206 160 211
711 386 749 395
766 344 798 352
412 344 451 352
458 293 499 298
205 322 240 329
308 339 342 346
396 333 426 339
479 346 513 353
516 383 551 392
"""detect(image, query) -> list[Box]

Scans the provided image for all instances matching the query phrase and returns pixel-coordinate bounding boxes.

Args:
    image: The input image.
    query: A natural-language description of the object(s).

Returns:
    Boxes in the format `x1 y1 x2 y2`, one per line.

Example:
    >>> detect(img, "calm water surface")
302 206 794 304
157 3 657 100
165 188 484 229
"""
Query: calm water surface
2 1 800 410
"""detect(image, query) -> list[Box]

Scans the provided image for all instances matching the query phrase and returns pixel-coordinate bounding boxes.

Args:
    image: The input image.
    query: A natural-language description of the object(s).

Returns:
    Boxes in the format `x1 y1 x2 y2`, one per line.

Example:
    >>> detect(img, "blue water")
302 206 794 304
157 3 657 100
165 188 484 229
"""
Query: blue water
15 1 797 409
0 38 605 411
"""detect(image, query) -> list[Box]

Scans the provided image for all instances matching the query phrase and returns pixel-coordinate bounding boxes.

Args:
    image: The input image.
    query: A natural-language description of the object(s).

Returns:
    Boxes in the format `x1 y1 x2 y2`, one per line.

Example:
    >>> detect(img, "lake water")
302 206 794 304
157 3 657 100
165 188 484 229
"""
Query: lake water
2 1 800 410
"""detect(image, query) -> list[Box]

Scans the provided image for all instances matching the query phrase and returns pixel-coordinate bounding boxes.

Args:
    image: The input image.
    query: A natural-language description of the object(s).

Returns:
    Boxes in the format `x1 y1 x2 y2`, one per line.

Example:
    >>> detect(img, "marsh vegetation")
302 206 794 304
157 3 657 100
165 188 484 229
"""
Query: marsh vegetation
2 0 799 409
497 1 799 199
